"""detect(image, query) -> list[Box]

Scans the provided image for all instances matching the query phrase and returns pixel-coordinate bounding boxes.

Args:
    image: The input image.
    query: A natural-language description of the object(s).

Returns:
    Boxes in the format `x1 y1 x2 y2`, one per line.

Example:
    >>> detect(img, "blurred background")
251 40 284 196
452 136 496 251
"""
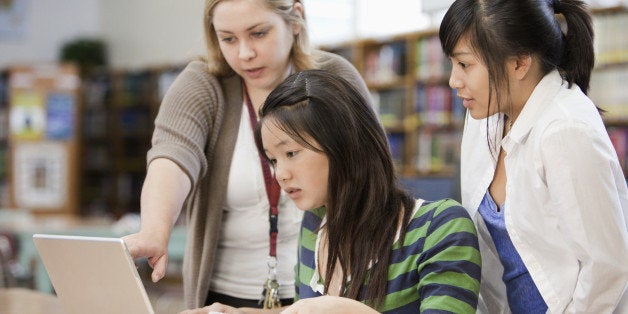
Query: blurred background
0 0 626 313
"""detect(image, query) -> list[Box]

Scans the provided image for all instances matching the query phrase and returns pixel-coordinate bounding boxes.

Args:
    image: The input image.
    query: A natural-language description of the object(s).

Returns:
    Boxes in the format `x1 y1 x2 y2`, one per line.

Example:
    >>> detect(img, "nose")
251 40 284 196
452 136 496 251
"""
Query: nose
239 40 256 61
274 163 290 183
449 67 463 89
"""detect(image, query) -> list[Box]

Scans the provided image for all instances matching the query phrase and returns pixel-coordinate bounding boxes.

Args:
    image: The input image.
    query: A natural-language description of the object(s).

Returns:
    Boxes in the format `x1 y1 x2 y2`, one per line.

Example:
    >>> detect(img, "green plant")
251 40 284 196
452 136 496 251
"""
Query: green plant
59 38 108 76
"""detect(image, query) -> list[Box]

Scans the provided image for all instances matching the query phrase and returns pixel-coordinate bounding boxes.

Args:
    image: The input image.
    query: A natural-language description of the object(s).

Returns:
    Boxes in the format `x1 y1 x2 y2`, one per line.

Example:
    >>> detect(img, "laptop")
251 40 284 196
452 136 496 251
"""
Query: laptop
32 234 155 314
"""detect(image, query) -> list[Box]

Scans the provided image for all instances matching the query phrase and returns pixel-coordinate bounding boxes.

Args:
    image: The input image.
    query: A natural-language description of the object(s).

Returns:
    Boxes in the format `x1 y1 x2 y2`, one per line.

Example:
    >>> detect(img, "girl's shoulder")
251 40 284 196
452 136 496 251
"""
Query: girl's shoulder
409 198 475 236
413 198 467 219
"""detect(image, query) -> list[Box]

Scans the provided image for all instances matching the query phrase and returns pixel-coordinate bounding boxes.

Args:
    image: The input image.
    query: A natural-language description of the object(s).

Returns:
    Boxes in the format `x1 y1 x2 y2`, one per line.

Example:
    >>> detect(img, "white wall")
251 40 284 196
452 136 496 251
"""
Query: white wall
0 0 205 69
99 0 205 69
0 0 101 68
0 0 625 69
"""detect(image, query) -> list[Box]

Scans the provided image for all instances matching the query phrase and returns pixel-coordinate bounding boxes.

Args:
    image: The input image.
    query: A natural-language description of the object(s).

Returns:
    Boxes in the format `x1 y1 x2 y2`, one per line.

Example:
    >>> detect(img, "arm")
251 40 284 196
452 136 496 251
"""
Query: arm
418 200 481 313
542 122 628 312
124 61 221 282
123 158 191 282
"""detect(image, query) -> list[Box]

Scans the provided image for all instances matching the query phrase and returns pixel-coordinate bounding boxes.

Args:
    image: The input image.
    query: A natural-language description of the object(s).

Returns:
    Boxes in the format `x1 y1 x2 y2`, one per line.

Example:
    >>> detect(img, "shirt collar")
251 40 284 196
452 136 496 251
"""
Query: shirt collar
503 70 565 149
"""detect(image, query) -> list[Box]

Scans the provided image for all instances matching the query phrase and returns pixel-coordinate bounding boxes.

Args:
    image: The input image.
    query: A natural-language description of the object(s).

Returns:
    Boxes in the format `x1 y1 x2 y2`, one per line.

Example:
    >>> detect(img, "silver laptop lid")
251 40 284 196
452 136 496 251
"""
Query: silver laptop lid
33 234 154 314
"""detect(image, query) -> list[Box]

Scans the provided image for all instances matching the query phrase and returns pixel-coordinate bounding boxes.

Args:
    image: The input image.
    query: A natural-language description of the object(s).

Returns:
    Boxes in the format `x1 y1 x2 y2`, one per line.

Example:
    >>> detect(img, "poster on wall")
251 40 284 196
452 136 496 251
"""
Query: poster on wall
0 0 28 41
9 90 45 140
46 93 75 140
13 141 67 209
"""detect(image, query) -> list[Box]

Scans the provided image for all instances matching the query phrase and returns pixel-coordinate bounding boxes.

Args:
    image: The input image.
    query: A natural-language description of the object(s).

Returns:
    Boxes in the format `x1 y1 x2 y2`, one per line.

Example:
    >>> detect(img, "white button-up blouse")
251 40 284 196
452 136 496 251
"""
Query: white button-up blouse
461 70 628 313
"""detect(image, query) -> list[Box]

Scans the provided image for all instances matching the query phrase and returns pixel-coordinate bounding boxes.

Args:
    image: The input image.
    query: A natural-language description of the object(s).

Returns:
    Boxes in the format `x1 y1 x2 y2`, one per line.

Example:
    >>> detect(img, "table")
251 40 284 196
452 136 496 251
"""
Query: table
0 210 186 293
0 288 63 314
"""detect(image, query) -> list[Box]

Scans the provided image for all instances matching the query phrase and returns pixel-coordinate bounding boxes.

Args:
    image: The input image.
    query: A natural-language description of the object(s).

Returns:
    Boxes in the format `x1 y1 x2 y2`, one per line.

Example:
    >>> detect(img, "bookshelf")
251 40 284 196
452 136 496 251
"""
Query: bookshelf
79 65 182 218
321 29 462 179
321 7 628 182
0 70 8 207
590 7 628 175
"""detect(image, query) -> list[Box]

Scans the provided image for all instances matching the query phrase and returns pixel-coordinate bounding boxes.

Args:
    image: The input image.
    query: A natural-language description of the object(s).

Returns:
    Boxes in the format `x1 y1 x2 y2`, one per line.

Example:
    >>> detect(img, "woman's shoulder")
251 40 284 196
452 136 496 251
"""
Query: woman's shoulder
313 50 355 72
167 60 242 98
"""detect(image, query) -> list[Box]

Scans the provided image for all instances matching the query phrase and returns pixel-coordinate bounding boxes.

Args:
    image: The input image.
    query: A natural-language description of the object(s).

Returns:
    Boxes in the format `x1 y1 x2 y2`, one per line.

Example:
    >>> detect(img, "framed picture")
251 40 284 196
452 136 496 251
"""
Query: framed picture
13 141 67 209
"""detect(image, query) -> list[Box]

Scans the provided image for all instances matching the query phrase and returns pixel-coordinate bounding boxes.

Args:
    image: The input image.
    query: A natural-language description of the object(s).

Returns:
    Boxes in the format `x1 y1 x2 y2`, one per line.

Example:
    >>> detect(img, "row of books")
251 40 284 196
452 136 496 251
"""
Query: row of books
82 107 109 138
0 108 7 140
415 84 465 126
111 71 157 107
593 11 628 66
386 129 462 175
82 72 111 108
414 129 461 174
82 144 112 170
360 36 452 85
363 41 407 84
416 35 451 82
372 88 406 128
590 66 628 120
608 127 628 171
0 72 8 141
387 132 405 166
372 84 465 129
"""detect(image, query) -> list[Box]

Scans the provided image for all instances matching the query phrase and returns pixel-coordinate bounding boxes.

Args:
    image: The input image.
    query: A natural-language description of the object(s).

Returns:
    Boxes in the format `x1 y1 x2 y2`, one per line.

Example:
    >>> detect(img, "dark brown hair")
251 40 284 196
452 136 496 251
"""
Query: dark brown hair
254 70 414 308
439 0 595 154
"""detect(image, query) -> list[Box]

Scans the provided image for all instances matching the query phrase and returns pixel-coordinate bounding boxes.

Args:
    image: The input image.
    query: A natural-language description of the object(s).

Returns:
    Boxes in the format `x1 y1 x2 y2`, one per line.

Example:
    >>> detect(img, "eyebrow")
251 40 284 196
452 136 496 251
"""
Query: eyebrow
450 50 474 58
216 23 268 34
263 139 290 154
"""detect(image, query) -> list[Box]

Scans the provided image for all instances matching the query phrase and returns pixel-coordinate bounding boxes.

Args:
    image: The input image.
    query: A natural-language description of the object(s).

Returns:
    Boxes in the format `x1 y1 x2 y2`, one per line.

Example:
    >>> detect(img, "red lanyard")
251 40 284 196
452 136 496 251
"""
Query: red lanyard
243 82 280 258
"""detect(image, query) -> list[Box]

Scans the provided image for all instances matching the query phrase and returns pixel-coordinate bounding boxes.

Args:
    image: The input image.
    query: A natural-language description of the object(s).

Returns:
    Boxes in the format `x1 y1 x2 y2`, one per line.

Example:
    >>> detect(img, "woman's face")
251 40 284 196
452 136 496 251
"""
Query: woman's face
212 0 299 93
448 37 497 119
261 119 329 211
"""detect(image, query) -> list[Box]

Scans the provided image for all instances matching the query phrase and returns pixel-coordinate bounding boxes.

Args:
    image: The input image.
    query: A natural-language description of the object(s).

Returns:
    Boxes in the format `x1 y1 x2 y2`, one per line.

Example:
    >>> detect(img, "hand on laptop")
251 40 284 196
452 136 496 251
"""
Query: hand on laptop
123 232 169 283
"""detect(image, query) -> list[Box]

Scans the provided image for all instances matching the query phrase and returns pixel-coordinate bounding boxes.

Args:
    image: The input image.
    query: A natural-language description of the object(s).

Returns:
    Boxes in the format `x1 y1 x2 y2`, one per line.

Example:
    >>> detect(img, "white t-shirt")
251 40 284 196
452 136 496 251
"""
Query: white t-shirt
210 103 303 300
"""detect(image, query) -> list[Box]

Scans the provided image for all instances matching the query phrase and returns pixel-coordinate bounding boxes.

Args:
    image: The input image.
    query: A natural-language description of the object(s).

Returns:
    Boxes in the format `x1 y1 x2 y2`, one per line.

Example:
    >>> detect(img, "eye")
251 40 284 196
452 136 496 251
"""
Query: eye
220 36 235 43
457 61 468 69
286 151 298 158
252 30 267 38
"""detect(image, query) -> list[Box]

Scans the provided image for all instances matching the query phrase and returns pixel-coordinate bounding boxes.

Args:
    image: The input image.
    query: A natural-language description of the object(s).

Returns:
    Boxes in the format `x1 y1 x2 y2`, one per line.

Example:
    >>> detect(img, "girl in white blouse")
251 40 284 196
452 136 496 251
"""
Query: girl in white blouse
439 0 628 312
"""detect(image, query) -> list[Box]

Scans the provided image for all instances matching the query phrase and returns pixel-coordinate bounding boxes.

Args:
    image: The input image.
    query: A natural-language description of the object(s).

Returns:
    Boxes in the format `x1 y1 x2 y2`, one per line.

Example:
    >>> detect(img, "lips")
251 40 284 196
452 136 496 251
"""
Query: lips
459 96 473 108
284 187 301 199
244 67 264 79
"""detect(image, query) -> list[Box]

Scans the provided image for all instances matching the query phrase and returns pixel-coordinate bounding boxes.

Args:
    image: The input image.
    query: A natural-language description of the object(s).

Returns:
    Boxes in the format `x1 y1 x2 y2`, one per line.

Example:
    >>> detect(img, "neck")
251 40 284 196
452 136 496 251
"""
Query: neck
245 86 271 114
243 62 294 112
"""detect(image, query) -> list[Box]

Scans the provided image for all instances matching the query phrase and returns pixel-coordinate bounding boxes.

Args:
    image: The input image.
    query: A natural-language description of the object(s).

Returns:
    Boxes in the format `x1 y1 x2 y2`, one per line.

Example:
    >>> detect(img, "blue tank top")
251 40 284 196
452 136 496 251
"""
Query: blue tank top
478 191 548 313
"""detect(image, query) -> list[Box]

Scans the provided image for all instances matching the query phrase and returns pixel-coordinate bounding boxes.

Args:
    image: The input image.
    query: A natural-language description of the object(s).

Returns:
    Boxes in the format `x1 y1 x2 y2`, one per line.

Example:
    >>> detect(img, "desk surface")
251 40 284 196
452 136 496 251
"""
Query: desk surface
0 211 186 293
0 288 63 314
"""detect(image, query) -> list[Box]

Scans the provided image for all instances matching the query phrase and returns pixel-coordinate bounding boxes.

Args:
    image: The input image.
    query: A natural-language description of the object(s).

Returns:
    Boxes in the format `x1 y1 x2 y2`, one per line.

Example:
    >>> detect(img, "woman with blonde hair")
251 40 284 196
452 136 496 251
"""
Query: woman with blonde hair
123 0 371 310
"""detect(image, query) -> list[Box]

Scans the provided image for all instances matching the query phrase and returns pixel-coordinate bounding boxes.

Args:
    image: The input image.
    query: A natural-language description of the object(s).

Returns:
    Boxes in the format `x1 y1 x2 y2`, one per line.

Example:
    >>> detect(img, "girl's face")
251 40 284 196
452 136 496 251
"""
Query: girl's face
261 119 329 211
212 0 300 93
448 37 497 119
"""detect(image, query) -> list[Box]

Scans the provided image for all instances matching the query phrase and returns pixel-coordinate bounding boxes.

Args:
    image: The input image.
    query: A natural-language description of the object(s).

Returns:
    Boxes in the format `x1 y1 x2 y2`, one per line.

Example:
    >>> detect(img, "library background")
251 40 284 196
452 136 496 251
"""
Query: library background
0 0 626 313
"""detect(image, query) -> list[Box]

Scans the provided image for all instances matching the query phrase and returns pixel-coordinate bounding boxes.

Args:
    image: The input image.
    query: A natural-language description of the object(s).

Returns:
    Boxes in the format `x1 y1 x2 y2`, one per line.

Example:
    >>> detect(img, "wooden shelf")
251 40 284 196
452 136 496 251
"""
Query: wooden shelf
320 29 461 178
78 65 183 218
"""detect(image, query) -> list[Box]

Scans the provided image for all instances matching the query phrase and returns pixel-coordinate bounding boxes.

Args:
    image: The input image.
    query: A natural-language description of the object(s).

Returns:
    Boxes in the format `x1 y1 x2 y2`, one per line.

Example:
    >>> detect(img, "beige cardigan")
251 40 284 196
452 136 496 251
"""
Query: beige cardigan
147 51 372 308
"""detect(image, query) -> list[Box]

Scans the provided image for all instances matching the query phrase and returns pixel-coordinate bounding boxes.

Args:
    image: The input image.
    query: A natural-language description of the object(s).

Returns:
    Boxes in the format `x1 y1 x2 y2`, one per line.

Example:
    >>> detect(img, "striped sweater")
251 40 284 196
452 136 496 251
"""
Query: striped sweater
295 199 481 313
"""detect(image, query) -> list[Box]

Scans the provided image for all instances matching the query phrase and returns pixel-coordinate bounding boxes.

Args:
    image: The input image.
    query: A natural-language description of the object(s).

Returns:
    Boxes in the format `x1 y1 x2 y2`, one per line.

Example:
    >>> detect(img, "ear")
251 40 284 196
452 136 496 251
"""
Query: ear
291 2 304 36
510 54 532 81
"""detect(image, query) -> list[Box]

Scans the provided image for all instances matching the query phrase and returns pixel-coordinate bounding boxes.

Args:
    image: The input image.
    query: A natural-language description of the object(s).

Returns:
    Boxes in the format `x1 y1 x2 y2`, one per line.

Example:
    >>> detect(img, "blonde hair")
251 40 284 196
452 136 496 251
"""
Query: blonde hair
203 0 315 76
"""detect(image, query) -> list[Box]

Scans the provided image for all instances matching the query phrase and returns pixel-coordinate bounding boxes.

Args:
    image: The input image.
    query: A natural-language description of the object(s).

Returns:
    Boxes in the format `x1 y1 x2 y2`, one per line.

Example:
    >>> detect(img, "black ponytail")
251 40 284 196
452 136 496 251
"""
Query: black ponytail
555 0 595 94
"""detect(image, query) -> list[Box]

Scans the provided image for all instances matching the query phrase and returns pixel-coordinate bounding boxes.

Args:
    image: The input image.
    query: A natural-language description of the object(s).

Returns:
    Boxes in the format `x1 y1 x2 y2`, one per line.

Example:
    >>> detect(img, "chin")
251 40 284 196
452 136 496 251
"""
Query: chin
469 111 487 120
